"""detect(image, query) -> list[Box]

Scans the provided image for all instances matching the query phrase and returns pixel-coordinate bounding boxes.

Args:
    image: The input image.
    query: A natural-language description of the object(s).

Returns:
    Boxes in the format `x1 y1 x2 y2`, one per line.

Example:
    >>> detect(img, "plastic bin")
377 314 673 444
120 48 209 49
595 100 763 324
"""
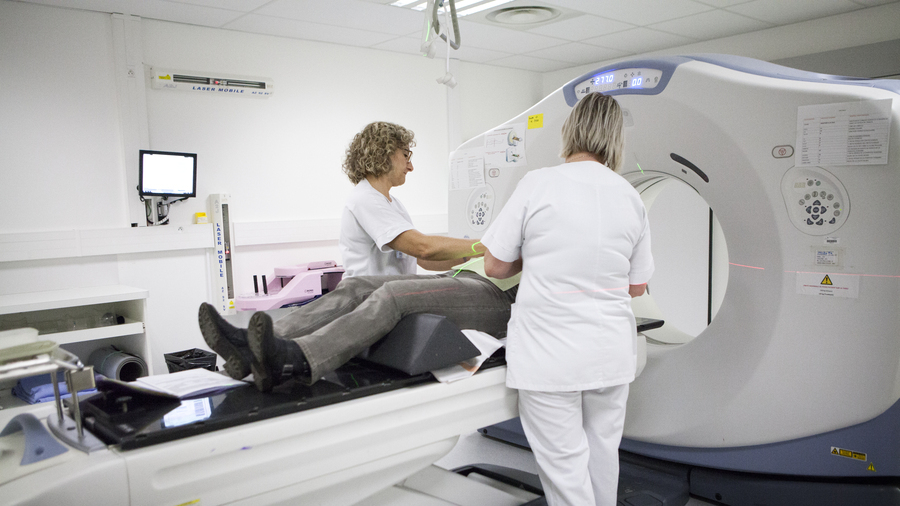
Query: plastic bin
164 348 217 373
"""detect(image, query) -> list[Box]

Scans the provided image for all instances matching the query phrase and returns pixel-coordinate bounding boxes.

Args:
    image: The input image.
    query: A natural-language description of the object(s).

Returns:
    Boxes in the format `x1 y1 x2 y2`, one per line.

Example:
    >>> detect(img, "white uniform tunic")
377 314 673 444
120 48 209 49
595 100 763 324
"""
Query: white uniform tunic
481 161 654 391
339 179 416 277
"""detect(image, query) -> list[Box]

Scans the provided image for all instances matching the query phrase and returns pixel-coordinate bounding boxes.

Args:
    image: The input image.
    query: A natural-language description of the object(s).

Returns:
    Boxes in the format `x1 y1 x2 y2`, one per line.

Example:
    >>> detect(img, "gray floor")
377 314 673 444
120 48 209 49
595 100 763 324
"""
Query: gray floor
435 430 540 475
435 429 716 506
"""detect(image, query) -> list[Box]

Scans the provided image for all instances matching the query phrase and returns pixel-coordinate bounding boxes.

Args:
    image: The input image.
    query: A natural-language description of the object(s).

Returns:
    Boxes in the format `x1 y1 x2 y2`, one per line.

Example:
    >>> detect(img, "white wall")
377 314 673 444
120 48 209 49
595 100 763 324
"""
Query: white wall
138 20 546 229
0 2 126 233
0 0 544 374
142 19 451 226
457 61 544 143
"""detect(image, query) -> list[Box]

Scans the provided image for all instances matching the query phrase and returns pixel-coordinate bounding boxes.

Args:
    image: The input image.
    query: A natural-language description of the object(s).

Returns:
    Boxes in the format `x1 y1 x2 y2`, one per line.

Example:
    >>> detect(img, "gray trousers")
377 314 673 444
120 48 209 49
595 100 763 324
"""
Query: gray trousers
273 271 517 383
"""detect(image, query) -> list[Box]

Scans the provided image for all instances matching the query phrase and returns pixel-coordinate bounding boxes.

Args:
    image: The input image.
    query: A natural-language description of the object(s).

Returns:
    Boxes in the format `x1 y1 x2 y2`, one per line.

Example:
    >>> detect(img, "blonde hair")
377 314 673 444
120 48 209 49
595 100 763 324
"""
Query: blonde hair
559 93 625 172
342 122 416 185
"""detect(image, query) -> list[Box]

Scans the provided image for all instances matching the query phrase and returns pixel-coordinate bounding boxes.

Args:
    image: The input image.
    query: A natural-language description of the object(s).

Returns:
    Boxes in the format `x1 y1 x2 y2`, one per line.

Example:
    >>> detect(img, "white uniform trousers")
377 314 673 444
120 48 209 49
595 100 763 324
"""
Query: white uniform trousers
517 384 630 506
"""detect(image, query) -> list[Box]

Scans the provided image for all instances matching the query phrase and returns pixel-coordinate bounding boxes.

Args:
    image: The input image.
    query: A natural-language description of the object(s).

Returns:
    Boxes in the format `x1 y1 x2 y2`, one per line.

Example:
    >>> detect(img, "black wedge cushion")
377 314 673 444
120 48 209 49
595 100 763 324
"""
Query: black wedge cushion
356 313 480 375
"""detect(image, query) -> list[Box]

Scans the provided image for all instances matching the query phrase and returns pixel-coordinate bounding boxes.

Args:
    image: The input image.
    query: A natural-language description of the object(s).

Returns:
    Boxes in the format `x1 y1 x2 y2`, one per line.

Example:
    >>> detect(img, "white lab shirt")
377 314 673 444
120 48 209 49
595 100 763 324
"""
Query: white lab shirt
340 179 417 277
481 161 654 391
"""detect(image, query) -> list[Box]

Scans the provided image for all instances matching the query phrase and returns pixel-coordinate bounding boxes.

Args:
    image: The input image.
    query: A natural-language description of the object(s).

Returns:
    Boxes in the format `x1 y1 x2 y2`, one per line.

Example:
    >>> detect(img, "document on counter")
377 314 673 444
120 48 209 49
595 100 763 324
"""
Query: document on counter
132 368 248 399
449 149 486 190
796 99 892 167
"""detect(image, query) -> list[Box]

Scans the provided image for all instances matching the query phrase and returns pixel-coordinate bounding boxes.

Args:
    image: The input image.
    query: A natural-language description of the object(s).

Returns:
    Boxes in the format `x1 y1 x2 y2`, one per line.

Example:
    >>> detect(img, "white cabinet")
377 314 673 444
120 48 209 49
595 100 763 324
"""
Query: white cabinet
0 285 150 410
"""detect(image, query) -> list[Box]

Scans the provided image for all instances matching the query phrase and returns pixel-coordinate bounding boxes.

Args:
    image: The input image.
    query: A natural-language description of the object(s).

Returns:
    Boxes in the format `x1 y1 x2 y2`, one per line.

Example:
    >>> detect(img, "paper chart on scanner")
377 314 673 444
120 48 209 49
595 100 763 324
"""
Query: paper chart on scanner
484 123 527 169
450 149 486 190
796 99 892 167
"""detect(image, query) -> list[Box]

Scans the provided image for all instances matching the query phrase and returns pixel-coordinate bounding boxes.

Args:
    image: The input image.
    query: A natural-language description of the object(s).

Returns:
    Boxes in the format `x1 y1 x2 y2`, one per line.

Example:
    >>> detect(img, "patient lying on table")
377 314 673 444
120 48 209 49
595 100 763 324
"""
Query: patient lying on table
198 258 519 392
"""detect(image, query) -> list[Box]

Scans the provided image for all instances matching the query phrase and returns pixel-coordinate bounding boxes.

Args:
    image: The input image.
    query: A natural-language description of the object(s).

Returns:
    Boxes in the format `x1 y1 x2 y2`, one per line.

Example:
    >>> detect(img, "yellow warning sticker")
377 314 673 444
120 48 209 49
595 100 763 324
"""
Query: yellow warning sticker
868 463 877 472
796 272 859 298
831 446 866 461
159 74 172 80
528 114 543 129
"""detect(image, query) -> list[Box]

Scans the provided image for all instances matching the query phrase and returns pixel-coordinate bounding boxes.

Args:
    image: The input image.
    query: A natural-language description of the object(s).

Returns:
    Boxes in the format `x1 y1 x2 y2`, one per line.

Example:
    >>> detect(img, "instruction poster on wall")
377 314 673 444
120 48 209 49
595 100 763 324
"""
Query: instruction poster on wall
449 149 485 191
796 99 892 167
484 123 527 169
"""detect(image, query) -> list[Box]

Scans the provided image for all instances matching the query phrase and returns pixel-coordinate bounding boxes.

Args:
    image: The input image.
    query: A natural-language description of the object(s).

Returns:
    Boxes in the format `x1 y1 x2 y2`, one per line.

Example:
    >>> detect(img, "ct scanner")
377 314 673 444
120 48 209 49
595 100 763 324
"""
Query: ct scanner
451 54 900 503
2 54 898 506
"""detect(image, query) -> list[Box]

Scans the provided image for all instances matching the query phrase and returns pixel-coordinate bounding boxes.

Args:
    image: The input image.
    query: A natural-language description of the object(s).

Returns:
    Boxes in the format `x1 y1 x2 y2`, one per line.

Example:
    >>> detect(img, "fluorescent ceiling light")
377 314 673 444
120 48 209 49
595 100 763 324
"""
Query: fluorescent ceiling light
457 0 514 16
399 0 492 12
453 0 488 8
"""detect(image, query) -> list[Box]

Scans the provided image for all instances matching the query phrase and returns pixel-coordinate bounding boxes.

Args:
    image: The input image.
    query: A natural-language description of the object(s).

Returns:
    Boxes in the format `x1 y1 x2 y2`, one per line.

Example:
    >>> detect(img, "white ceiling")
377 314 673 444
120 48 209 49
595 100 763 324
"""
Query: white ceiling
14 0 900 72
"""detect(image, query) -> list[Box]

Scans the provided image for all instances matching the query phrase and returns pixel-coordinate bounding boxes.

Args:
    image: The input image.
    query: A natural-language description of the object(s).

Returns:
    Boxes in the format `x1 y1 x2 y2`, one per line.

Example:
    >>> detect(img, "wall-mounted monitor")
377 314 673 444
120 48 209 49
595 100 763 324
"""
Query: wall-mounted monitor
139 150 197 198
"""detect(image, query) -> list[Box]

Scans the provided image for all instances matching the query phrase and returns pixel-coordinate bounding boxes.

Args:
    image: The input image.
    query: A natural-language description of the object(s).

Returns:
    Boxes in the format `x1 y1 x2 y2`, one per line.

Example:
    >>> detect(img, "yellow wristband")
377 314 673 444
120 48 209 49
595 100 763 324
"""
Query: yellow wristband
471 241 481 254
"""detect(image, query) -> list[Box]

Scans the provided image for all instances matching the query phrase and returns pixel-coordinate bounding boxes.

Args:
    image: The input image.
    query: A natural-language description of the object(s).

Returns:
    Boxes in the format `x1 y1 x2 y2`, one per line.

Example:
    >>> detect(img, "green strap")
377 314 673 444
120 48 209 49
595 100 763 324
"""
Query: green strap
452 257 482 278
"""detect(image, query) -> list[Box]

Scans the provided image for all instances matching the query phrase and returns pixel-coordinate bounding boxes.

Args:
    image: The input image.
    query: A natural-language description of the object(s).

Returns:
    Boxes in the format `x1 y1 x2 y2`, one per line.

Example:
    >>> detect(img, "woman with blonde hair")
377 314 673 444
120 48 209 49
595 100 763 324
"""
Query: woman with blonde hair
482 92 654 506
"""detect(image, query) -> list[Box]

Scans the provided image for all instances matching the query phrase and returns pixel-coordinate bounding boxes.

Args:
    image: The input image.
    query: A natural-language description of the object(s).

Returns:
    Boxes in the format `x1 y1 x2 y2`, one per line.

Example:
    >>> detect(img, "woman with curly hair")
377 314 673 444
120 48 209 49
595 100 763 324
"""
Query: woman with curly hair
198 122 518 393
339 121 483 277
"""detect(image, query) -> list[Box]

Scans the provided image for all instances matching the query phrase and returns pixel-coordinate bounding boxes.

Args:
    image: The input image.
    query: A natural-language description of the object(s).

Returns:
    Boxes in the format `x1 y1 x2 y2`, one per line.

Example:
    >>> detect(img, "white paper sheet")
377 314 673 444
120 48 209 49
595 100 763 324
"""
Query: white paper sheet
484 123 527 169
449 149 486 190
134 368 248 398
430 329 504 383
796 99 892 166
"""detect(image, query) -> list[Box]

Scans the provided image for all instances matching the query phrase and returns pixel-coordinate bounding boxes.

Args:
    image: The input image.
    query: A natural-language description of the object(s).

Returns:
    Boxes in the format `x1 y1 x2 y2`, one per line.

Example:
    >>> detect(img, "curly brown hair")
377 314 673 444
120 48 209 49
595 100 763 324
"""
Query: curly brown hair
342 122 416 185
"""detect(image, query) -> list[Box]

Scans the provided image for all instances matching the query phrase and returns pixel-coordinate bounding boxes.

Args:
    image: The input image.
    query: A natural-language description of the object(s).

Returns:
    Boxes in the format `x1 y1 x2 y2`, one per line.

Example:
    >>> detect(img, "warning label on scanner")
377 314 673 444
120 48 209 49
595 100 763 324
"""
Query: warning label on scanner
796 272 859 298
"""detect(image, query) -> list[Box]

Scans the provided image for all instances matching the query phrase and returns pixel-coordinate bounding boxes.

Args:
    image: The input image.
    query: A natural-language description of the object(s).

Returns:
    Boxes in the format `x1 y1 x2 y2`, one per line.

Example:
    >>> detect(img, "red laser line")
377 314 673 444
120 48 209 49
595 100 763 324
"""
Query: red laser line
729 262 765 270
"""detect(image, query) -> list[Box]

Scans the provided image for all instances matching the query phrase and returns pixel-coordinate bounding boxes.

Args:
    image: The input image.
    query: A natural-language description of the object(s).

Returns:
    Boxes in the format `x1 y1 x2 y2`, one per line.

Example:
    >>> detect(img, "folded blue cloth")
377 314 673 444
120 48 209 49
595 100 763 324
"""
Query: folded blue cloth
12 372 98 404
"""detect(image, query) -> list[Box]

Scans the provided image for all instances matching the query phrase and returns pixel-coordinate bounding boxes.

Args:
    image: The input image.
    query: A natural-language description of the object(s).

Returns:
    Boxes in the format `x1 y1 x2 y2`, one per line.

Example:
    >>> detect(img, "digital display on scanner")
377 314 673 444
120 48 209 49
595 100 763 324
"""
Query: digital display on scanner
577 68 662 97
593 72 616 85
592 72 644 89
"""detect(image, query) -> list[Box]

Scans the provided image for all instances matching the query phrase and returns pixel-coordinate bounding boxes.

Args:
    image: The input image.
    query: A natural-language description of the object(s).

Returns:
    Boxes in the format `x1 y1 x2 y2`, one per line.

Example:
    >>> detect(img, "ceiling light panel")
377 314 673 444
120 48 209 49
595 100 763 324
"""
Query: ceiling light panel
454 0 490 8
390 0 488 9
458 0 515 16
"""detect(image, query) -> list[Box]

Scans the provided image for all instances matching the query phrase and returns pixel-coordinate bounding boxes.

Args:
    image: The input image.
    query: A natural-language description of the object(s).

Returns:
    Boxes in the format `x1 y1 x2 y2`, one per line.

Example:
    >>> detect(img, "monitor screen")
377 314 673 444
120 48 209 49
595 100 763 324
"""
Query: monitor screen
139 150 197 197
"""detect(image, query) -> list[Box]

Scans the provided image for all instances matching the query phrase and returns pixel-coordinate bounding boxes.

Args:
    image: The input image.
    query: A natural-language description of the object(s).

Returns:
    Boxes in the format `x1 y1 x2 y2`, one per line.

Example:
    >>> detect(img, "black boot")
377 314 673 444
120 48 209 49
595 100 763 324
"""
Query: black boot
198 303 254 379
247 311 310 392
